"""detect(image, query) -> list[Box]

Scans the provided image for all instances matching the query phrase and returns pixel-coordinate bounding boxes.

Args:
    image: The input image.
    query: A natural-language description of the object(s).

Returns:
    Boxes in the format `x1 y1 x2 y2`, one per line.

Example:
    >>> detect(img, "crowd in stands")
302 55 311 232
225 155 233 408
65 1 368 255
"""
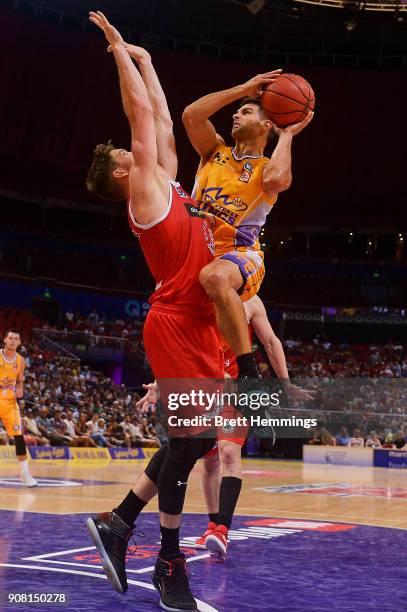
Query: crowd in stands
0 342 164 449
308 426 407 449
0 306 406 451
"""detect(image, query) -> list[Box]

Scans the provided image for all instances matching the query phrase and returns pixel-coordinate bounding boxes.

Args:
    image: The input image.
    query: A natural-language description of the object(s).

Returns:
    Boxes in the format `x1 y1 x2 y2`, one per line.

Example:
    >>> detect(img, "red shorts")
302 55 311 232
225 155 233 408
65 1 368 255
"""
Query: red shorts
143 303 223 378
217 404 249 447
143 303 224 436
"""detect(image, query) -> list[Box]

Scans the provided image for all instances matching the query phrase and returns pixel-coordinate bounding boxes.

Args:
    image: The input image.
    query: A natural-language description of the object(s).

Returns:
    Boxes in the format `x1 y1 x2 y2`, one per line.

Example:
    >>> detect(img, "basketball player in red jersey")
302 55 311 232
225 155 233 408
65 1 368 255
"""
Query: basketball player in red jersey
85 13 222 611
136 296 313 558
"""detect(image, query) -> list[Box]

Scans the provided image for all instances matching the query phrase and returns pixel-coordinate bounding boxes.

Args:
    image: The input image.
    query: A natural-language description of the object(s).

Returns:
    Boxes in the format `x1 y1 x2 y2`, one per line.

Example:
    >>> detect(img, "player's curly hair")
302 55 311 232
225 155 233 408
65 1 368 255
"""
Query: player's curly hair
86 140 126 202
238 97 276 145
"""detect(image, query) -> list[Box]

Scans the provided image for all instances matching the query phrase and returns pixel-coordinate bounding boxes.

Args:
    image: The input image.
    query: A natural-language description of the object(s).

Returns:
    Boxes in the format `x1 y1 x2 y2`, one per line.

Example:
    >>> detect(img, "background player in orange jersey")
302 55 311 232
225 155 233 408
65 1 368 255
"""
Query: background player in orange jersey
86 12 222 611
183 77 313 381
137 296 314 559
0 331 37 487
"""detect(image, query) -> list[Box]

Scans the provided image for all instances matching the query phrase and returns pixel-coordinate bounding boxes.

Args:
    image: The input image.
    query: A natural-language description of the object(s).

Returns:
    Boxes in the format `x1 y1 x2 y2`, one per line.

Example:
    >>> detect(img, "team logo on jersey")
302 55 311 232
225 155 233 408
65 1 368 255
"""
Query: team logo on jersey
200 187 248 211
184 203 206 218
175 185 189 199
222 421 236 434
213 151 229 166
239 162 253 183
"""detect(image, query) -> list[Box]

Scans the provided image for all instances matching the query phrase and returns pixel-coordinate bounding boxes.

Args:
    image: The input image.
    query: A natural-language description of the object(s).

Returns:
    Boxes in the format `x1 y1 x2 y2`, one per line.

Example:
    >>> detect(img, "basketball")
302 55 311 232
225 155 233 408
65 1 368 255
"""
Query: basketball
261 73 315 127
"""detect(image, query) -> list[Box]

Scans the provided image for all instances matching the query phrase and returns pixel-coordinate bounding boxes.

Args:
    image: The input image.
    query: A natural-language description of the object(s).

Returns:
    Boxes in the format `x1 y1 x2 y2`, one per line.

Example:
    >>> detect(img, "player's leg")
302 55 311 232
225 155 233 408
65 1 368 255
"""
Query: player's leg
199 259 255 373
204 439 242 559
0 403 37 487
152 436 214 612
86 444 167 594
195 450 221 549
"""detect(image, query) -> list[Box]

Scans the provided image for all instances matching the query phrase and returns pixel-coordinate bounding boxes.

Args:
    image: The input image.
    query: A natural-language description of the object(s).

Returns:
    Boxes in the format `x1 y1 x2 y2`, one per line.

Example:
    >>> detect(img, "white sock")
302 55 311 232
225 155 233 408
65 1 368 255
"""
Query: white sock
20 460 29 473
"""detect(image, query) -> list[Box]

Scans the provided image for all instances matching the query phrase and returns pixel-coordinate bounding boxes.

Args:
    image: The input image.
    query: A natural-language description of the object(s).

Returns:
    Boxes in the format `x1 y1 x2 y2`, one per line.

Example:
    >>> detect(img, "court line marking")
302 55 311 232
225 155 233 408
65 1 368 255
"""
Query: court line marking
23 549 211 573
0 564 219 612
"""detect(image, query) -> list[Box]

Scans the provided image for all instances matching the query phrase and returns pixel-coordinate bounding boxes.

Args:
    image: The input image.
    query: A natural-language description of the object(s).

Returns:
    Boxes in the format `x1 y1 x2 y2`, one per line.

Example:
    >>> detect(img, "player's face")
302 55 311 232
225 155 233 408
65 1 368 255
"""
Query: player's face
232 104 266 141
4 332 20 351
111 148 133 173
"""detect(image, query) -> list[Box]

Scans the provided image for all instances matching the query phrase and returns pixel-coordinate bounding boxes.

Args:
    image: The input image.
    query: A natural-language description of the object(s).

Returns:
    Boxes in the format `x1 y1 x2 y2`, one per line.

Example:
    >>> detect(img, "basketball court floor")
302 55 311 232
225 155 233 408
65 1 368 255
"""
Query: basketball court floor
0 456 406 611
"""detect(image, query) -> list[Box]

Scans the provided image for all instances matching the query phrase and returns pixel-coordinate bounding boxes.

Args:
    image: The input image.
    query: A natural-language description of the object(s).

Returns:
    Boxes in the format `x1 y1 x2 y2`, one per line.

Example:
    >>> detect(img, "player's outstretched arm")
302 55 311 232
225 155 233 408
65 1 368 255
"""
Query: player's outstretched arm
182 70 282 159
250 297 315 401
90 12 165 224
263 111 314 196
108 43 177 179
249 297 290 380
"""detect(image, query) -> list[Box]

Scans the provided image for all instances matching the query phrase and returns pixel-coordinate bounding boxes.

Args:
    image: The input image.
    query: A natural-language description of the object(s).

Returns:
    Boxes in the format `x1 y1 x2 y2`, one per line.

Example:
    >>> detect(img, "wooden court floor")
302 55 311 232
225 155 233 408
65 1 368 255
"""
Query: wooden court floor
0 457 406 529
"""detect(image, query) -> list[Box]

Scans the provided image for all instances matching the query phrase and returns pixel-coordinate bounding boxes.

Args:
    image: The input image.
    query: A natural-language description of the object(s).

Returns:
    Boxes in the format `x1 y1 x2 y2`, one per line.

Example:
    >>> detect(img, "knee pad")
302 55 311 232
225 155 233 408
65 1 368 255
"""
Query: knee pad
157 437 215 515
144 444 168 484
14 435 27 457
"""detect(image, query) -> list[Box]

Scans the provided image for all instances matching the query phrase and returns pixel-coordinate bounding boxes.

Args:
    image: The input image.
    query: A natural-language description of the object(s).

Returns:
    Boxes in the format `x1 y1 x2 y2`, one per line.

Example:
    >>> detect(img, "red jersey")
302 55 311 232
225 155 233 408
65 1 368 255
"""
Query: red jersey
128 181 215 311
223 323 253 378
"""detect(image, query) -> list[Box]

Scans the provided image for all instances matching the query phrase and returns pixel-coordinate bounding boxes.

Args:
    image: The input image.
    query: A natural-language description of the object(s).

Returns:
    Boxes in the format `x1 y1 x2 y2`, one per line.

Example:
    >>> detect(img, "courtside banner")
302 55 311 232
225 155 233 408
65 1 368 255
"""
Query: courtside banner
0 447 18 461
303 445 373 467
70 447 110 461
109 447 145 460
374 449 407 469
141 448 159 460
29 446 72 460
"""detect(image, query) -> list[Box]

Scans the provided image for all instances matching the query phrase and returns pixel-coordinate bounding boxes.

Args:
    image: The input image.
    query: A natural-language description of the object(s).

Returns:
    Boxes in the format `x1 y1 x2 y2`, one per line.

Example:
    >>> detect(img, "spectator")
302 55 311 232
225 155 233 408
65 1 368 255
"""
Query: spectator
35 407 66 446
75 412 98 447
23 408 49 445
366 431 382 448
392 430 407 450
91 418 111 448
336 427 350 446
348 428 364 447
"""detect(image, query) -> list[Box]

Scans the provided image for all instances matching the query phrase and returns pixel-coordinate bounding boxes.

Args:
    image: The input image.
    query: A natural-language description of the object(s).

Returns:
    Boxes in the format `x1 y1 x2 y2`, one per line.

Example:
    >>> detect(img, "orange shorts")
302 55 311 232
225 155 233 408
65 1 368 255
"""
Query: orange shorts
219 250 264 303
0 399 22 437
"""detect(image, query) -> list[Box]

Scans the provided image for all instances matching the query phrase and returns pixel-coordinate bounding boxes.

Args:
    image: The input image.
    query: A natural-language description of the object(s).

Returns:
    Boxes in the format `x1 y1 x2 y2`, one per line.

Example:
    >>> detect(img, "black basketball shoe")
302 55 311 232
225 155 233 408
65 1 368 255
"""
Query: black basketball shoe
236 376 275 438
86 511 137 593
152 554 197 611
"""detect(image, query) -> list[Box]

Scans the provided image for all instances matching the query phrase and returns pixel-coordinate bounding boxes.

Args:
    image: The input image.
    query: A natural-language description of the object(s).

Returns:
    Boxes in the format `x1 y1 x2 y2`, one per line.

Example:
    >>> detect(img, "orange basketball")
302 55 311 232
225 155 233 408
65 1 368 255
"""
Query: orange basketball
261 73 315 127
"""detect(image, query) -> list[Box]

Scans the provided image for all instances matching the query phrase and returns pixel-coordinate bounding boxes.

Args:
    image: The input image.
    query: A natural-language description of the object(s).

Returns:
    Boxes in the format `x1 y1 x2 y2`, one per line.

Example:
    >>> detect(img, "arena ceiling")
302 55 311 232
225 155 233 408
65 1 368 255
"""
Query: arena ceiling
5 0 407 66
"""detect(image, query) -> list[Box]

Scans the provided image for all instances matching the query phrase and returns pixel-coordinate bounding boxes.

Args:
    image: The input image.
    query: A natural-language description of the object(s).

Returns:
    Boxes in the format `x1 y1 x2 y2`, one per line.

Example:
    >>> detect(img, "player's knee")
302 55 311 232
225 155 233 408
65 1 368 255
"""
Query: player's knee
14 435 27 457
199 266 229 300
144 443 167 484
219 442 240 469
203 453 220 475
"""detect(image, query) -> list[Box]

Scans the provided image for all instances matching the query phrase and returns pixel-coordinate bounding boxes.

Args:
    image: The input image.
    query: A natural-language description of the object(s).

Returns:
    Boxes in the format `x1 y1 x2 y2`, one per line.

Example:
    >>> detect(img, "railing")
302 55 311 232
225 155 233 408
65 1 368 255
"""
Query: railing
33 328 129 351
32 329 80 362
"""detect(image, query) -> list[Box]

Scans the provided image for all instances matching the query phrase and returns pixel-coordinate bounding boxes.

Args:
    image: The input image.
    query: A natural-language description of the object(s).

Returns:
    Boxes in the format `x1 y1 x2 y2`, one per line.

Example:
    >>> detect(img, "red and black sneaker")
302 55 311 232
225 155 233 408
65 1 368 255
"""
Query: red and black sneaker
152 554 197 611
205 524 228 560
194 521 217 550
86 511 139 594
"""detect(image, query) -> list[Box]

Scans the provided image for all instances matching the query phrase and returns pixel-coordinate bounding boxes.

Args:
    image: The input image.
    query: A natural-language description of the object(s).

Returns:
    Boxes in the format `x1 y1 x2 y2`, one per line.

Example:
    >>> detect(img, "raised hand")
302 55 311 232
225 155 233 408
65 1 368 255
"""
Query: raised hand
241 70 282 98
135 382 158 413
89 11 124 48
107 42 151 64
274 111 314 137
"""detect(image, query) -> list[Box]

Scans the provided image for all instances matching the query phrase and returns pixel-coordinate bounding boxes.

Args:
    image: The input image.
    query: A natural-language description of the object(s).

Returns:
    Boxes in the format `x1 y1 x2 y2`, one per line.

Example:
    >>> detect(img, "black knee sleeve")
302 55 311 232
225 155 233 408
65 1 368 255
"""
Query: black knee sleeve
14 435 27 457
157 437 215 515
144 444 168 484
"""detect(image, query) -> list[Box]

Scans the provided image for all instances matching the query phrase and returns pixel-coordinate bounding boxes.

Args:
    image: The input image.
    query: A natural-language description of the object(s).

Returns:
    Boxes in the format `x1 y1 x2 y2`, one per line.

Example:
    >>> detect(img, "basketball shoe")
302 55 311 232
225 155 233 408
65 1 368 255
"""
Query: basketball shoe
204 525 228 559
86 511 137 593
20 470 38 487
152 554 197 611
194 522 217 550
